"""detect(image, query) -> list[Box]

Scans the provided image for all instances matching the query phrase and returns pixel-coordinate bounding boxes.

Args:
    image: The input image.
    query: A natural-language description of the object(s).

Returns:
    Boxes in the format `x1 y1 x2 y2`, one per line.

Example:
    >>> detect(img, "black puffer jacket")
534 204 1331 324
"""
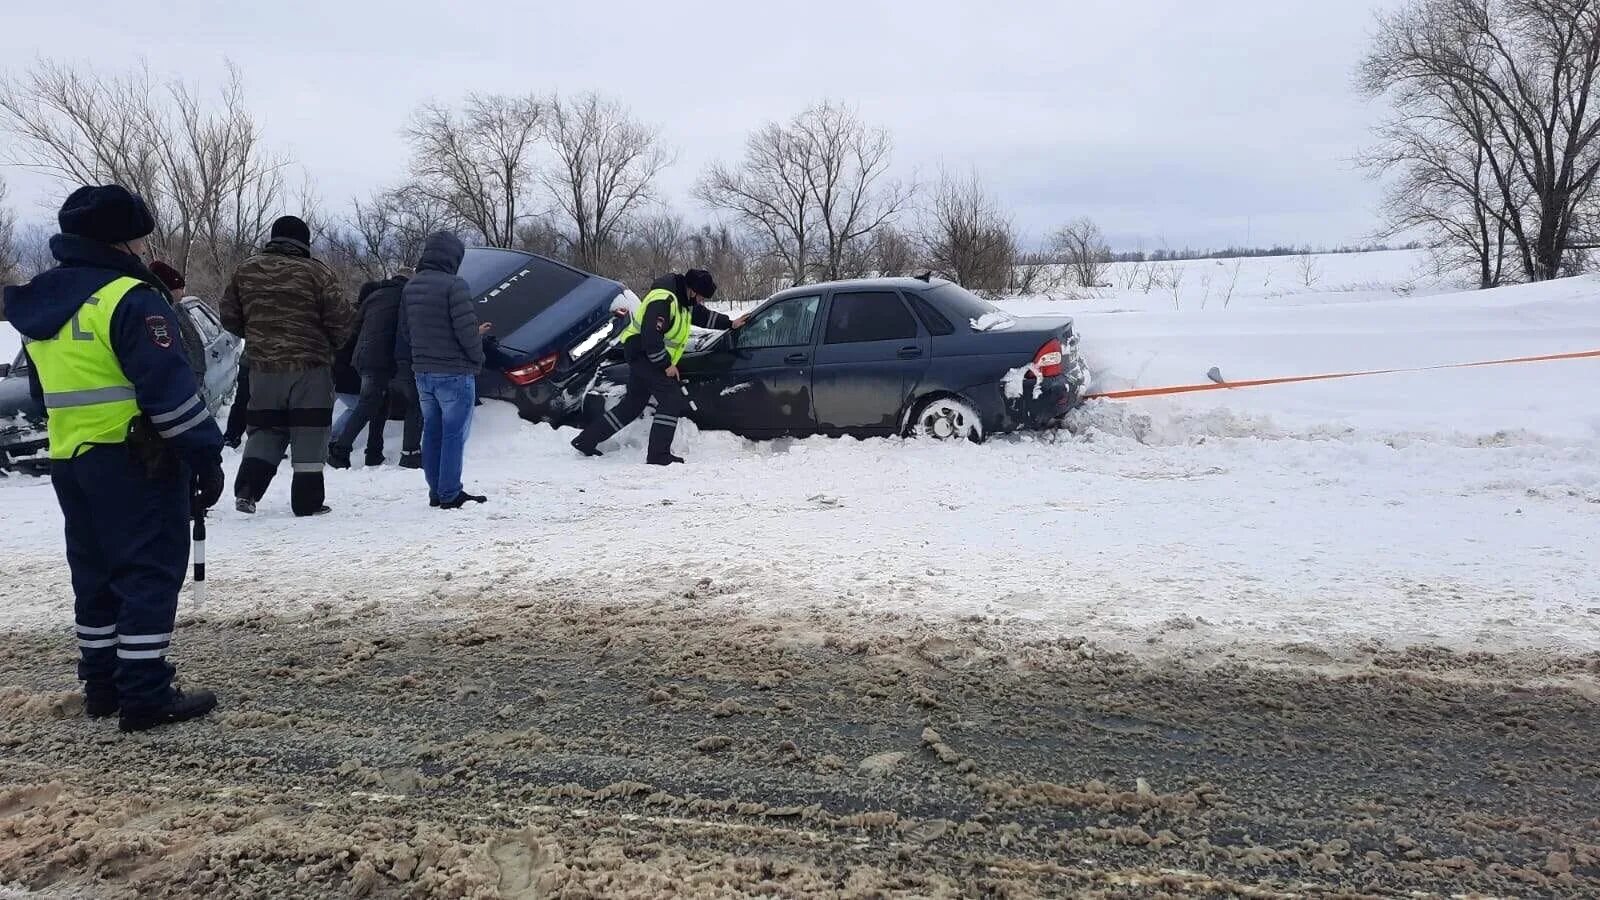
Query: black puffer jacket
399 233 483 375
352 275 407 374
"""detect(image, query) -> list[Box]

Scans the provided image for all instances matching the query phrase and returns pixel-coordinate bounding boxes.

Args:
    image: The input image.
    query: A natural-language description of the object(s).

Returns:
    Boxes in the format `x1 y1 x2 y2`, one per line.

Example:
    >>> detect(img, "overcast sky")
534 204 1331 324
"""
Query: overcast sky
1 0 1404 251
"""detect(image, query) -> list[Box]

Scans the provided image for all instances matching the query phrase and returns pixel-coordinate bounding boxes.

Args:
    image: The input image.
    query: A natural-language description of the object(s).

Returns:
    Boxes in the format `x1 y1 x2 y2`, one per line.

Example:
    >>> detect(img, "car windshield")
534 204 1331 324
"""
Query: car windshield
923 284 1014 331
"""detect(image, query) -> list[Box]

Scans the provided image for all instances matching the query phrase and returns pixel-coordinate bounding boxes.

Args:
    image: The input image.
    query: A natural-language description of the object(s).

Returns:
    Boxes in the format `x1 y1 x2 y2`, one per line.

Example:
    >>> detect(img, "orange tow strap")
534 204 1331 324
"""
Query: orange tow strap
1085 348 1600 401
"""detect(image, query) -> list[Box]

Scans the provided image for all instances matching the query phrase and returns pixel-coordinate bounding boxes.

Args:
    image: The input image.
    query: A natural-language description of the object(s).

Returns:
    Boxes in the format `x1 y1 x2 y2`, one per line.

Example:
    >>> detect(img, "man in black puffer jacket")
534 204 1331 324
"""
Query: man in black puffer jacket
329 270 410 468
398 233 486 509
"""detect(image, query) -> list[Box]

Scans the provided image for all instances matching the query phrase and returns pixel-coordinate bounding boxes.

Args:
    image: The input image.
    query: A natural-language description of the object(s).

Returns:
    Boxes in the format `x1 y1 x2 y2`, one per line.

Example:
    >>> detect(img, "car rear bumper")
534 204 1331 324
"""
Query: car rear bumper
1001 374 1081 431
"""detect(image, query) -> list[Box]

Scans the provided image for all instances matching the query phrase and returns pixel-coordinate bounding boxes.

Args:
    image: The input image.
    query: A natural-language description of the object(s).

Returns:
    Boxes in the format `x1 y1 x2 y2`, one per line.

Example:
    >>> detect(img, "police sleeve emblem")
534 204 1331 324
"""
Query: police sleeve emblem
146 315 173 349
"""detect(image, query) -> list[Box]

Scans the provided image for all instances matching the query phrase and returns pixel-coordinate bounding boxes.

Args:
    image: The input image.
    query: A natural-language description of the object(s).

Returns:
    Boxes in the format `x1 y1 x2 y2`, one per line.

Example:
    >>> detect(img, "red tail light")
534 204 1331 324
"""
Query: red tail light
505 353 561 386
1034 338 1064 377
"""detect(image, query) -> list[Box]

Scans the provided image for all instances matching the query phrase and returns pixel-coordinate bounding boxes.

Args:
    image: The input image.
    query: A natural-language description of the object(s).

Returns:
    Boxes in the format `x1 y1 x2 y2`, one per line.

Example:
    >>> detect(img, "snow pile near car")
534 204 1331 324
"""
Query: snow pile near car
2 249 1597 666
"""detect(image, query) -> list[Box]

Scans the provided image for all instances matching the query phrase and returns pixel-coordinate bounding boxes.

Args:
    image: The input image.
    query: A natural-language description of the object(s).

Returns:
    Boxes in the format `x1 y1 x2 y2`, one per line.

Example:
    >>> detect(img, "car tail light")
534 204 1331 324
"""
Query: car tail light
1034 338 1063 377
505 353 560 386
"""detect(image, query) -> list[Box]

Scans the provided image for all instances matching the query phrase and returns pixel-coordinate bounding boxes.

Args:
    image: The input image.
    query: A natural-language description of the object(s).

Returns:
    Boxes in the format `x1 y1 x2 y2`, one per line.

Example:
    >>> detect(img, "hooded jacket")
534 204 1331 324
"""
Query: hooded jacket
2 234 223 466
221 237 353 372
352 275 408 374
398 233 483 375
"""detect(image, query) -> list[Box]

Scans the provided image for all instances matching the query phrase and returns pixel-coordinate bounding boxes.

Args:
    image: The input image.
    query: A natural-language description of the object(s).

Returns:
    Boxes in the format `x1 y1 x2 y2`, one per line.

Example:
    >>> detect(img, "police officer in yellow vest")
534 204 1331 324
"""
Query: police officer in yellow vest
3 185 225 732
571 269 744 464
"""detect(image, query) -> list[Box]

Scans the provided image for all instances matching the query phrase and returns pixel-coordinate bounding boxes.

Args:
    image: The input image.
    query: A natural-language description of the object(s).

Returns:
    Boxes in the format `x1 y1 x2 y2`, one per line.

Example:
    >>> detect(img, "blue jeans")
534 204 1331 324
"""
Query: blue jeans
415 373 476 502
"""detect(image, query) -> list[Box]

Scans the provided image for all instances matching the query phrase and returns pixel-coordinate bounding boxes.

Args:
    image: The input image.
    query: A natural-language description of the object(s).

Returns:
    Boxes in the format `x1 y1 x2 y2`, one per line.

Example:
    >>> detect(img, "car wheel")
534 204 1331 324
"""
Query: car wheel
911 396 984 443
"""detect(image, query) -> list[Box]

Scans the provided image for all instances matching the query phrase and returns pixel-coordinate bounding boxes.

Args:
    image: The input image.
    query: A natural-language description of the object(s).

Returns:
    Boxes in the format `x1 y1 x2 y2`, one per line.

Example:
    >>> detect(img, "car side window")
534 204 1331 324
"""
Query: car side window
824 291 919 344
739 295 821 349
185 301 221 343
908 293 955 336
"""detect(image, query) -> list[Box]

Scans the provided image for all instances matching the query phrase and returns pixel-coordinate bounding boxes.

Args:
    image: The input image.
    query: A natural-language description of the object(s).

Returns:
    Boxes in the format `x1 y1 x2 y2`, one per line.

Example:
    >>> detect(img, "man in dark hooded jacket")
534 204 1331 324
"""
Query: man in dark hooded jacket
397 232 486 509
220 216 353 515
329 269 410 468
2 184 223 732
570 269 743 464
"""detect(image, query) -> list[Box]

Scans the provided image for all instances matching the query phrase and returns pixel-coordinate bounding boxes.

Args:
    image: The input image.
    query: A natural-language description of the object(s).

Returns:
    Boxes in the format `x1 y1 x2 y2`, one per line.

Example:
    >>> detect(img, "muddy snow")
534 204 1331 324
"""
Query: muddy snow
3 250 1599 895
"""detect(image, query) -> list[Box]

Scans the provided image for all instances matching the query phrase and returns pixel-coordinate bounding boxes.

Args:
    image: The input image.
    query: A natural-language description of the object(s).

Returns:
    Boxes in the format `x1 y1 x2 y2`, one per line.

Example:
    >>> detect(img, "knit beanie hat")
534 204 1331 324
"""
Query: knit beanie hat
58 185 156 245
684 268 717 300
270 215 311 245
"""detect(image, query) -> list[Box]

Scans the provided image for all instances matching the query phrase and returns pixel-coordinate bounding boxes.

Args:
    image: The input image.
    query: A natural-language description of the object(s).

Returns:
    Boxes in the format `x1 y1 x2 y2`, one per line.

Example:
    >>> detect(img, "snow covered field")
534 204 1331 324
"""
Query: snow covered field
2 249 1598 663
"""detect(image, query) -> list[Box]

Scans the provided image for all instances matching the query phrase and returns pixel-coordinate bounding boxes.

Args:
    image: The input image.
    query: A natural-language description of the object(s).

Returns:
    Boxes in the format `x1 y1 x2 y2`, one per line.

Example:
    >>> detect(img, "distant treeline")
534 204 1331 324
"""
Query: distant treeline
1107 241 1425 263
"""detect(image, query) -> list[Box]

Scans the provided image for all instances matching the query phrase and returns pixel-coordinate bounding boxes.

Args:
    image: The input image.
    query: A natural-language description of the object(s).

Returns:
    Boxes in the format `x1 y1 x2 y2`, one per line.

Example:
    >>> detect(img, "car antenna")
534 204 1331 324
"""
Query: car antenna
914 271 932 283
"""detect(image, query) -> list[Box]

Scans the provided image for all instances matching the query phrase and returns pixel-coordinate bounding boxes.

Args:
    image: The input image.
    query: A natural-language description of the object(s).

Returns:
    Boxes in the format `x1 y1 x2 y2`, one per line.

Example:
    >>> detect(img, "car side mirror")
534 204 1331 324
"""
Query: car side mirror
0 363 10 378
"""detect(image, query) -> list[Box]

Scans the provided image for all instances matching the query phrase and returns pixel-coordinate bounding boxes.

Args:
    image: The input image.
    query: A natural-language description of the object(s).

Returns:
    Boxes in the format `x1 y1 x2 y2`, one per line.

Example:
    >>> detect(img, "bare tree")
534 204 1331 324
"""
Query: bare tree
697 102 909 285
405 93 543 248
1294 253 1324 289
916 169 1017 295
1361 0 1600 282
870 225 918 277
542 93 673 273
1153 261 1185 309
793 102 913 281
0 175 17 287
697 122 815 285
1052 217 1111 288
0 60 290 296
684 224 786 307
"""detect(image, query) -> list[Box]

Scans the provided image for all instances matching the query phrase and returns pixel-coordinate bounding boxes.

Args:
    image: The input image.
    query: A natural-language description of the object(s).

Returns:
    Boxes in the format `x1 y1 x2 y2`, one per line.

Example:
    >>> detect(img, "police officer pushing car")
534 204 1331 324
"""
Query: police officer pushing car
2 185 224 732
570 269 744 464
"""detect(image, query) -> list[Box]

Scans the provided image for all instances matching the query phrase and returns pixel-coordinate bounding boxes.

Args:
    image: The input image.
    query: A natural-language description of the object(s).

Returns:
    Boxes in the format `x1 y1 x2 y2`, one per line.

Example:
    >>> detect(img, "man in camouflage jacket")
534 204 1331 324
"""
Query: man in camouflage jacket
220 216 353 516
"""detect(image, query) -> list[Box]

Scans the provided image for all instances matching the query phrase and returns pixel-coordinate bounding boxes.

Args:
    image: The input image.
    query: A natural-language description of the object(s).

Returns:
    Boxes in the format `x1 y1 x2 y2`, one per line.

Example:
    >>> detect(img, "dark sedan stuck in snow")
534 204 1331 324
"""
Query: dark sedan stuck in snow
456 247 631 425
589 277 1087 441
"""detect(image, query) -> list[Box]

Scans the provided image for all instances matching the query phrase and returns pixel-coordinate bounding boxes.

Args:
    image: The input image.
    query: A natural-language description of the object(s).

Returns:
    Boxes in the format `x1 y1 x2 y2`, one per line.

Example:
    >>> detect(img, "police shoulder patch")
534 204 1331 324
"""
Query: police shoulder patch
145 315 173 349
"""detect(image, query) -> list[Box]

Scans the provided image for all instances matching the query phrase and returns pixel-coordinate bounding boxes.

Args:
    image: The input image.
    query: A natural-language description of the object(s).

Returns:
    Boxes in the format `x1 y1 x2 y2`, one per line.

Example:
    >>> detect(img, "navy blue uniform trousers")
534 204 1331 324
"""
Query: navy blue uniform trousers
52 444 189 713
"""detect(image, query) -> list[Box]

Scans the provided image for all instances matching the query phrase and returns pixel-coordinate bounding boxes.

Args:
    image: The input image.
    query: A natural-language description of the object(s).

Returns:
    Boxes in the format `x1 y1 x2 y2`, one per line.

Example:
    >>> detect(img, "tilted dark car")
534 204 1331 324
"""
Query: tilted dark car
0 298 242 474
589 277 1088 441
457 248 629 425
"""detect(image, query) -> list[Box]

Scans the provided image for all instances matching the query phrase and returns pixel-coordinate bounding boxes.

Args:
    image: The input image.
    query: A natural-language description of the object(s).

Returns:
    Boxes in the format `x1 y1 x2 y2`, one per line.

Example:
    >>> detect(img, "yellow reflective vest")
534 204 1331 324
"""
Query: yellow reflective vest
22 276 145 459
619 288 693 366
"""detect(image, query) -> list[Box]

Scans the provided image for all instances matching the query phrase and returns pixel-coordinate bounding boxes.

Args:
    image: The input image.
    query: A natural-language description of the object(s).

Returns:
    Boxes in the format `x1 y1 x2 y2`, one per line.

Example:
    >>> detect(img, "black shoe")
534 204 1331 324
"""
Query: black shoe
399 451 422 470
295 505 333 517
119 688 217 733
84 683 118 719
235 497 256 515
647 454 685 466
364 452 386 467
429 492 439 507
438 491 487 509
571 436 603 458
223 435 242 450
327 445 352 469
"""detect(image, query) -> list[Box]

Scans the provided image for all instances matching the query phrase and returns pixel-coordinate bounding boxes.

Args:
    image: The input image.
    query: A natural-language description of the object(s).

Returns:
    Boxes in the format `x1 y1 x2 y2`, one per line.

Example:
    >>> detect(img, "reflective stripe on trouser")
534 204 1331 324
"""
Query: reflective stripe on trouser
573 359 690 457
53 443 187 709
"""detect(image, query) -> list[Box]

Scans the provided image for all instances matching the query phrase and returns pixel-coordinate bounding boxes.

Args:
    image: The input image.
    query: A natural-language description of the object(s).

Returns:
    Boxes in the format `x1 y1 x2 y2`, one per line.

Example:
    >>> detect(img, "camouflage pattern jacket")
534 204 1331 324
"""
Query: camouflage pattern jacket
220 238 353 372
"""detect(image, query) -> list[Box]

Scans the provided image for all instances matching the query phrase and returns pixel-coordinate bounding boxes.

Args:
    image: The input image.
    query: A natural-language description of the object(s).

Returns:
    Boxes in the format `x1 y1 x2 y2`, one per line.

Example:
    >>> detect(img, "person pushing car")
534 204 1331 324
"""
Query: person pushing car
570 269 743 464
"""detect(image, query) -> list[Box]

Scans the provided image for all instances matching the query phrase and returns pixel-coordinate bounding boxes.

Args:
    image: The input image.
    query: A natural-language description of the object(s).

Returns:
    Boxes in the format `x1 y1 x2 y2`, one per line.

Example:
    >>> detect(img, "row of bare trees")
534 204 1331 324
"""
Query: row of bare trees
1 58 1121 302
0 61 290 297
1361 0 1600 287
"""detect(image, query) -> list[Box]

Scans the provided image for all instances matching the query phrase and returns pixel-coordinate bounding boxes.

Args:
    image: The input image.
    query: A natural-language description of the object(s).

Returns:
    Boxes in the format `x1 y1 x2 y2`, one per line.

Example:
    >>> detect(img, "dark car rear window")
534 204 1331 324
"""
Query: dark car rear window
825 291 919 344
908 293 955 336
461 249 588 331
922 283 1000 328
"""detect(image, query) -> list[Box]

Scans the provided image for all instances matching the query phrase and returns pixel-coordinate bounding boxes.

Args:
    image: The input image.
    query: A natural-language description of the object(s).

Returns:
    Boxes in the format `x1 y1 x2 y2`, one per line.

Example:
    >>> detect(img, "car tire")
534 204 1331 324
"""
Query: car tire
910 395 984 443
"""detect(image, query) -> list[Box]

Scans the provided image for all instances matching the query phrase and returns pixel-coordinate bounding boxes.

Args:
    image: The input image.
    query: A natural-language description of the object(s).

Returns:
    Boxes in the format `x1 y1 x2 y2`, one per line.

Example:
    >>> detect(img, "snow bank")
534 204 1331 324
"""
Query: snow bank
2 251 1597 664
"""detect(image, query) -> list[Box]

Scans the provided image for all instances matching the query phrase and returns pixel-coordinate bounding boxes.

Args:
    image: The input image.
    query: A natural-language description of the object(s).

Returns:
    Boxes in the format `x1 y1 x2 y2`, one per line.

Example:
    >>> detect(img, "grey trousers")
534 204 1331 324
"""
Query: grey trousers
236 367 335 513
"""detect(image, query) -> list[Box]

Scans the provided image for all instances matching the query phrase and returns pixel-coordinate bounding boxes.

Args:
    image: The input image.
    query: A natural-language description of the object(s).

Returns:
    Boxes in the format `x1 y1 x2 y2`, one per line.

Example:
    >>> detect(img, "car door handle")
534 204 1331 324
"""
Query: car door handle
897 346 922 359
785 353 808 364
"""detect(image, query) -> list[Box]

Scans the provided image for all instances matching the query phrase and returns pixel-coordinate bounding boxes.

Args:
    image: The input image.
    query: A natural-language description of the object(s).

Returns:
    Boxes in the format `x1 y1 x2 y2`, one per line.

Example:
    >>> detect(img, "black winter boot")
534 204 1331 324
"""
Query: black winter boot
439 490 487 509
327 444 352 469
647 453 685 466
234 456 277 504
291 472 327 517
399 451 422 470
119 687 217 733
570 435 603 457
364 451 386 467
83 681 118 718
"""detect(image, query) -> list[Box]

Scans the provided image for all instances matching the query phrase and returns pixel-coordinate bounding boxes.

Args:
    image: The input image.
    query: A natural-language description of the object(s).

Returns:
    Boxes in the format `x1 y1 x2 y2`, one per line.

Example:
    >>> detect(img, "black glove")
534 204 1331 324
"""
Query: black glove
192 459 225 513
